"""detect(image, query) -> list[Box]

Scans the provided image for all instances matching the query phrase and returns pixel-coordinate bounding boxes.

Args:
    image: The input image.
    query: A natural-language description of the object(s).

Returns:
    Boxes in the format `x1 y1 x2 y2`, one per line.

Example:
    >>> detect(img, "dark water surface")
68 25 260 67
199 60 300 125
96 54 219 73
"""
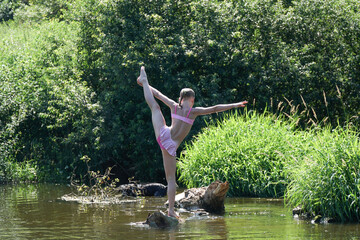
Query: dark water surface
0 184 359 239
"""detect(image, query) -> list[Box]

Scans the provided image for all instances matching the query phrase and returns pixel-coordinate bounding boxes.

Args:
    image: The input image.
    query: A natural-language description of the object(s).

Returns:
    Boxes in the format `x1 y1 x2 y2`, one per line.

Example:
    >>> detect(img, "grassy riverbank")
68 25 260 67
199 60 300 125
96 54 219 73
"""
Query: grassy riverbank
178 110 359 222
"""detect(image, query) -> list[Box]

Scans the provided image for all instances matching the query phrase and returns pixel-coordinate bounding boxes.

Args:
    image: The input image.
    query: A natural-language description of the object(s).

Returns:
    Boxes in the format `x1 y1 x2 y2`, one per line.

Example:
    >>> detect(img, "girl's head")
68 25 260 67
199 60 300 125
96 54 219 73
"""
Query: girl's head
179 88 195 107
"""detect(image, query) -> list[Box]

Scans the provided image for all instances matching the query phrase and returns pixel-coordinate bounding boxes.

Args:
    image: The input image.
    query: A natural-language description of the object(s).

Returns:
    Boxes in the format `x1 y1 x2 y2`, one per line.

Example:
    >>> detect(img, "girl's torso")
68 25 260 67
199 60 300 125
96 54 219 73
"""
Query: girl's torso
169 104 195 147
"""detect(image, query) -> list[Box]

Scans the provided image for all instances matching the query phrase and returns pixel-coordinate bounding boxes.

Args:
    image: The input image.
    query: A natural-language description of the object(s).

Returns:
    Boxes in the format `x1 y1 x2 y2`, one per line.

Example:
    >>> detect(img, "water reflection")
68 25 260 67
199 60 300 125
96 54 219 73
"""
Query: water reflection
0 184 359 240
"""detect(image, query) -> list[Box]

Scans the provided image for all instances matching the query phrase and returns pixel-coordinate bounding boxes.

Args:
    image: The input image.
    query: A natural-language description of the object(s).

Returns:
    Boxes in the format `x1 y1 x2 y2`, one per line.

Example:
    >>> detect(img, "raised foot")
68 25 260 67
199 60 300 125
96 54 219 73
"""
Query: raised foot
137 66 148 86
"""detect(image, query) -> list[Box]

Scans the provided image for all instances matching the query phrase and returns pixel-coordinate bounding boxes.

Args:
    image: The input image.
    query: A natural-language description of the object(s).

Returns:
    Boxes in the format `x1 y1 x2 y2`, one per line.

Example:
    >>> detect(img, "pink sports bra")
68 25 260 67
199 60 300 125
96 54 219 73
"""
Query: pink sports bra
171 105 194 125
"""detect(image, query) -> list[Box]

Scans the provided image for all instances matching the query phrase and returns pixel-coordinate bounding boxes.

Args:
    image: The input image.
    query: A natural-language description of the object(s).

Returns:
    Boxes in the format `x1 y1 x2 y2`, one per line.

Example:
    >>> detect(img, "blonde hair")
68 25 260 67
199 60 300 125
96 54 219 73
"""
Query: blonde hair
179 88 195 108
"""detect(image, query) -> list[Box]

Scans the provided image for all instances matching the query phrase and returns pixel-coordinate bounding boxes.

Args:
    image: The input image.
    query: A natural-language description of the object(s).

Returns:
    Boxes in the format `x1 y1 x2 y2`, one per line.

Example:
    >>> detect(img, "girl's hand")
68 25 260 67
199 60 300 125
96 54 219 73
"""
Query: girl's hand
238 101 248 107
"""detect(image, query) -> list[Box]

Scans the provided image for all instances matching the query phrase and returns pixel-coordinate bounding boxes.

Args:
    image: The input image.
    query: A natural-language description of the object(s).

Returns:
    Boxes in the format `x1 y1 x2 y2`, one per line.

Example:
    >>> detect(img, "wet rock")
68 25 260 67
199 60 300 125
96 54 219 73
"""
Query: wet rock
311 215 337 224
142 183 167 197
323 217 336 224
292 206 303 215
115 183 167 197
144 211 179 228
293 206 337 224
292 206 313 220
60 193 141 204
312 215 322 224
145 181 229 228
193 209 210 217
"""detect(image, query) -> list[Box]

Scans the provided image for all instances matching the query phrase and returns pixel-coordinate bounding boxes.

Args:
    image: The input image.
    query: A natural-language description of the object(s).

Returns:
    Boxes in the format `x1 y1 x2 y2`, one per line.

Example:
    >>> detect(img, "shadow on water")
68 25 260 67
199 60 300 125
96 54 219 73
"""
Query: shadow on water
0 184 359 240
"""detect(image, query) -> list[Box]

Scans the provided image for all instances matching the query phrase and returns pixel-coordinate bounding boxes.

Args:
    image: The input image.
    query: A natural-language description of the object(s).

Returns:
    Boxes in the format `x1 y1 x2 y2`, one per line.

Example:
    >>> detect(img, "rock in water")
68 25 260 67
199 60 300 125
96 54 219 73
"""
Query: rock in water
174 181 229 214
142 183 167 197
145 211 179 228
145 181 229 228
115 183 167 197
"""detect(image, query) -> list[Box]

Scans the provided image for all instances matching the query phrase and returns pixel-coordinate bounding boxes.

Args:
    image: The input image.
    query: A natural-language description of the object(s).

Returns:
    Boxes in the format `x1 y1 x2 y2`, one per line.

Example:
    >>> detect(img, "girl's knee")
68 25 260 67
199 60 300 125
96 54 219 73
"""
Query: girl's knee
166 177 176 184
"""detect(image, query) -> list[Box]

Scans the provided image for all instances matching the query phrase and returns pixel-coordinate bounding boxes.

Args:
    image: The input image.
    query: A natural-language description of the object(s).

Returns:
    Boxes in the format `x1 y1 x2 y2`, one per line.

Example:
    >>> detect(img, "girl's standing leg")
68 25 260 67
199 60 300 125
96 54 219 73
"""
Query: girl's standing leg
162 150 178 218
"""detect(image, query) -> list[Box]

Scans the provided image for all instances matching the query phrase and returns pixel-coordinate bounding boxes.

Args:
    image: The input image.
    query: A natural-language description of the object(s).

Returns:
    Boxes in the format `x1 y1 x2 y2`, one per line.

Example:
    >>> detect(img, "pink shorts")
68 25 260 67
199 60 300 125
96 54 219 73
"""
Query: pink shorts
156 126 177 156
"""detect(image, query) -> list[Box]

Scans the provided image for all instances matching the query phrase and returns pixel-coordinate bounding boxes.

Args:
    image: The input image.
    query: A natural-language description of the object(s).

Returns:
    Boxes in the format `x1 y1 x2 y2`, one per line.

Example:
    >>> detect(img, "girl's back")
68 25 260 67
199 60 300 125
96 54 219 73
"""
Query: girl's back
170 104 195 146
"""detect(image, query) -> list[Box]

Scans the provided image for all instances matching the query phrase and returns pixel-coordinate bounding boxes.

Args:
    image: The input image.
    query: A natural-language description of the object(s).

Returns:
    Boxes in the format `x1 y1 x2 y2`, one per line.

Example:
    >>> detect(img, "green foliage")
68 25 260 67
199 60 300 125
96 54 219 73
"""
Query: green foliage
286 127 360 222
0 21 101 182
0 0 22 22
1 0 360 185
178 110 303 197
178 110 360 222
1 0 70 23
70 0 359 181
1 160 37 182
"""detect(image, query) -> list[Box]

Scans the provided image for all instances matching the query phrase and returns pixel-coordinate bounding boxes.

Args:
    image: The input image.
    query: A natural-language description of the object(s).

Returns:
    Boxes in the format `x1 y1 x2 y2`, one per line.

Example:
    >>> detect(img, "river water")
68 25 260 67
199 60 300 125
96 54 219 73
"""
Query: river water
0 184 359 239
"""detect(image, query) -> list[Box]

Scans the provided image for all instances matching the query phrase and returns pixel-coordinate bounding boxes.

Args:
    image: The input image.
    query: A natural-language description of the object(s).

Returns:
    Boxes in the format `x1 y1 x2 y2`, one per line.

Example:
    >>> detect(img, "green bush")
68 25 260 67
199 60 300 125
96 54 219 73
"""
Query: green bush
178 110 360 222
286 126 360 222
178 110 304 197
1 0 69 23
0 21 101 182
13 0 69 23
0 0 22 22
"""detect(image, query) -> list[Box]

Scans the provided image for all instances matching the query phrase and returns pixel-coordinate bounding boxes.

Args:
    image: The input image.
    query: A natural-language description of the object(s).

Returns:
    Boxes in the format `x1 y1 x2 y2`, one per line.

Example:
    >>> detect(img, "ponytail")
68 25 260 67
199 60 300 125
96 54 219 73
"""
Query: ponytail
179 95 184 108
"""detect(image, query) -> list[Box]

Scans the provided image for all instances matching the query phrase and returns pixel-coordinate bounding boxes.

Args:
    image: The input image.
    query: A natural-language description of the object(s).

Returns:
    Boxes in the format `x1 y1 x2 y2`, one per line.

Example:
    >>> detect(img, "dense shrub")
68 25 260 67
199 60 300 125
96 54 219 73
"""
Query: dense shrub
0 0 22 22
178 110 303 197
1 0 69 23
286 127 360 222
0 21 100 182
178 111 360 221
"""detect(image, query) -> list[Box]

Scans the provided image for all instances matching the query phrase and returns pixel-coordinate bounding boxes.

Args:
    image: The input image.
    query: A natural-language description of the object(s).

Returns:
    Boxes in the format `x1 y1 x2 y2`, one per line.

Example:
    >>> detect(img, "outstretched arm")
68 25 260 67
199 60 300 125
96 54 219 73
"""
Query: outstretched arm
150 86 176 108
137 77 176 108
192 101 248 116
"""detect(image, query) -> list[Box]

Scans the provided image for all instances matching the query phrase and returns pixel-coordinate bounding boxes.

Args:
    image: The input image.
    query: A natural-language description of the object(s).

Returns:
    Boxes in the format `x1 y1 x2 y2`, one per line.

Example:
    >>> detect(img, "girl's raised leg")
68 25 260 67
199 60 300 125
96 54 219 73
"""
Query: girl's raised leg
138 66 165 136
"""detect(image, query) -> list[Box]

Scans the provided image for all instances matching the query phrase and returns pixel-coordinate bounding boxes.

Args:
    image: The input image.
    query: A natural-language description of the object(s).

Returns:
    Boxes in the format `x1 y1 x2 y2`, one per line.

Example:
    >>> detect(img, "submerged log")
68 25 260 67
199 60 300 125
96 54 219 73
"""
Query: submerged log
144 211 179 228
173 180 229 214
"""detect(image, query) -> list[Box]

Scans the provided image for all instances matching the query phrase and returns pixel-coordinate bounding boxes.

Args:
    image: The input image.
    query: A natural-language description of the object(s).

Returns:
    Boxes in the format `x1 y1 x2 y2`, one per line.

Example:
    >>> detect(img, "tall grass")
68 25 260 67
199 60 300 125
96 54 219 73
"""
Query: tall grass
285 126 360 222
178 110 360 222
178 110 304 197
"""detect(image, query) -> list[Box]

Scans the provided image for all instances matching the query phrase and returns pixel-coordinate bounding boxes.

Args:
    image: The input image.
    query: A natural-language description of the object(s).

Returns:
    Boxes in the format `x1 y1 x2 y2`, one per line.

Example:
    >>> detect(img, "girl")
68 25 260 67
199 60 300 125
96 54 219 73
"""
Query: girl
137 66 247 218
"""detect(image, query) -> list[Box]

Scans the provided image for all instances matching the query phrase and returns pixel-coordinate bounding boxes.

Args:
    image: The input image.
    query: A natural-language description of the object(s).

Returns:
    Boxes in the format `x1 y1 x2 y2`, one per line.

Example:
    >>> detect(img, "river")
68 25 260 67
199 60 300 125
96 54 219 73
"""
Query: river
0 184 358 239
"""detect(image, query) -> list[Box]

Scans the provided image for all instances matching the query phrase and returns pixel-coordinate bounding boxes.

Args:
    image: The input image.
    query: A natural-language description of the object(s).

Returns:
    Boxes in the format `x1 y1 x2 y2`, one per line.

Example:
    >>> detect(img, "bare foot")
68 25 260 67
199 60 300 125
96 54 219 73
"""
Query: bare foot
168 211 179 219
137 66 148 86
137 77 142 87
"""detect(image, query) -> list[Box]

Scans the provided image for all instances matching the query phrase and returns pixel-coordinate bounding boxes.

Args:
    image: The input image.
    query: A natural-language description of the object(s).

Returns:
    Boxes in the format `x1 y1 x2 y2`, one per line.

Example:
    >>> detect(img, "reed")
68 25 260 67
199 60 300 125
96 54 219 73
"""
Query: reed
285 126 360 222
178 109 303 197
178 109 360 222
